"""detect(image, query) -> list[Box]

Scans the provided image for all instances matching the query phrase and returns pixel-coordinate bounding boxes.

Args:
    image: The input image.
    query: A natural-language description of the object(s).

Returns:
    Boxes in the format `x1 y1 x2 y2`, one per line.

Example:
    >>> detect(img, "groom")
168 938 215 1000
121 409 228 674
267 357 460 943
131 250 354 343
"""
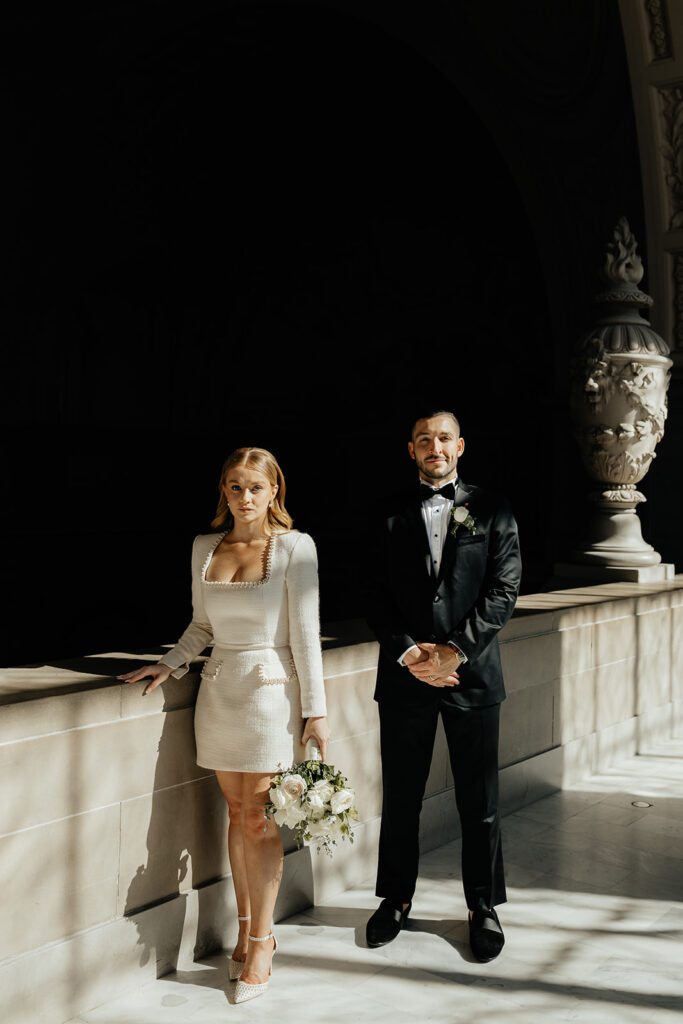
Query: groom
365 409 521 961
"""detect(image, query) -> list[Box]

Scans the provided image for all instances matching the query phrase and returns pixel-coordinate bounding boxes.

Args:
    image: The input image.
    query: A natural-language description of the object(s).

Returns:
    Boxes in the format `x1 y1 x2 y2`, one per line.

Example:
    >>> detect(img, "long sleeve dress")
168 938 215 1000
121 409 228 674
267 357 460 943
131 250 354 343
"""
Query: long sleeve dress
159 530 327 773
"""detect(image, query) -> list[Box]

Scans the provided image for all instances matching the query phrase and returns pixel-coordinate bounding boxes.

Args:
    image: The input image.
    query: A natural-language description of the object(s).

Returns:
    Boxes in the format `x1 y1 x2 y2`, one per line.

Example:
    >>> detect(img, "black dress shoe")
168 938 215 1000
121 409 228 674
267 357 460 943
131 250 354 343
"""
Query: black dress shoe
366 899 412 948
469 906 505 962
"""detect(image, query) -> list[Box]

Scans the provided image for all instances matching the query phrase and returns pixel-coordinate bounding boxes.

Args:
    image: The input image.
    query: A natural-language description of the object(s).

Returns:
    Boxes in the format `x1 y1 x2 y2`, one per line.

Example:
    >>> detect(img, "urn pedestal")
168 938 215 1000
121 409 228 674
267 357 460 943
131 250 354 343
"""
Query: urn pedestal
557 218 674 583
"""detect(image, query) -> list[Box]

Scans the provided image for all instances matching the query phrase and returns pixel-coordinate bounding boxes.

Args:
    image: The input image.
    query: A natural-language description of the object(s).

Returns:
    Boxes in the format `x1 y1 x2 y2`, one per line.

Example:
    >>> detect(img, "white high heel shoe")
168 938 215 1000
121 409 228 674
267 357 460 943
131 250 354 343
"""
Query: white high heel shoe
228 915 250 981
233 933 277 1003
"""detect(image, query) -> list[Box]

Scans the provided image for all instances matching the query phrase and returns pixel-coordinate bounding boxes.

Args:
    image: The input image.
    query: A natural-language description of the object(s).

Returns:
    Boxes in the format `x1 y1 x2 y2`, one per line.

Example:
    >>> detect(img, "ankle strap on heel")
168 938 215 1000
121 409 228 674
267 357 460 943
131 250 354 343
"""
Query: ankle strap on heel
248 932 273 942
237 915 251 922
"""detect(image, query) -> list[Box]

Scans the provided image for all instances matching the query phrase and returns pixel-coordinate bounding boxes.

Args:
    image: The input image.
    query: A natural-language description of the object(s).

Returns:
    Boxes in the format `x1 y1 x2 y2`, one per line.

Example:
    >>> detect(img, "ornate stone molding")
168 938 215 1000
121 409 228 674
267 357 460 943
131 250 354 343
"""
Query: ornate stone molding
644 0 673 62
672 251 683 348
618 2 683 366
657 83 683 230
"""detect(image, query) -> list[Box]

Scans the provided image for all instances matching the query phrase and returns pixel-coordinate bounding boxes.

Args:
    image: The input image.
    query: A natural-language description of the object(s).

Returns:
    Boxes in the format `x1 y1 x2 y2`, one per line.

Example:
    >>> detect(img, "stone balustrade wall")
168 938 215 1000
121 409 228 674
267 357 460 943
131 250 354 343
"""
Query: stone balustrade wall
1 578 682 1024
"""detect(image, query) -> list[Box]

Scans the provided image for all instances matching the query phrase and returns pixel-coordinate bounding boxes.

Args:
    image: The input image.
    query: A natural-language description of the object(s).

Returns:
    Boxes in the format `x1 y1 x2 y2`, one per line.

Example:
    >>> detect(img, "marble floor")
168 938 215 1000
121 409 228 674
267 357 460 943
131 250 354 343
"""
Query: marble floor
66 737 683 1023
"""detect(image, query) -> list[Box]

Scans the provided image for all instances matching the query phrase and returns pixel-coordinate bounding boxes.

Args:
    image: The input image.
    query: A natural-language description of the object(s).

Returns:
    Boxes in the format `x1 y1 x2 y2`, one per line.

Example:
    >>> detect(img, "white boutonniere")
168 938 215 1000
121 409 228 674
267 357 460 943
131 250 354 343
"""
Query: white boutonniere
450 504 476 536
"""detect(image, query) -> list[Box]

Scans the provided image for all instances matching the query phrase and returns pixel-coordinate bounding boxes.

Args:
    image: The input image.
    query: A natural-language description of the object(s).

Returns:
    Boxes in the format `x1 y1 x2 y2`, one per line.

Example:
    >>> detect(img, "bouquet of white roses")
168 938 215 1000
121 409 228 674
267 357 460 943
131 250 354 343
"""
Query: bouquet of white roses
265 757 357 856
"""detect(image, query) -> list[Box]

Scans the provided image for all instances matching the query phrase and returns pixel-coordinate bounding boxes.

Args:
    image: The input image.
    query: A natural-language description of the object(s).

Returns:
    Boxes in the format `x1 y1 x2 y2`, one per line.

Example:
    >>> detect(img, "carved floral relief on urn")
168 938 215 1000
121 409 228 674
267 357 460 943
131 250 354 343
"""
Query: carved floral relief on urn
570 218 672 568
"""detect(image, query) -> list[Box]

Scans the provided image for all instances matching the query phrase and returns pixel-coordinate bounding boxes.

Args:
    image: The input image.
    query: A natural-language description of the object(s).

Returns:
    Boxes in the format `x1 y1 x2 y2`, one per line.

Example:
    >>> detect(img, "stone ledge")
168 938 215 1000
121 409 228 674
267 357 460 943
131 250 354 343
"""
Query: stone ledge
3 580 682 709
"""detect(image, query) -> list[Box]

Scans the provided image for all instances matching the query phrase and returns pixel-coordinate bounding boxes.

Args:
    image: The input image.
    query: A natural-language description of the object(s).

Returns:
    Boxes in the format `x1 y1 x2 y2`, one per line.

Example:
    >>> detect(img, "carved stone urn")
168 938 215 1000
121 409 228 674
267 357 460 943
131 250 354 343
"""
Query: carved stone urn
569 218 672 572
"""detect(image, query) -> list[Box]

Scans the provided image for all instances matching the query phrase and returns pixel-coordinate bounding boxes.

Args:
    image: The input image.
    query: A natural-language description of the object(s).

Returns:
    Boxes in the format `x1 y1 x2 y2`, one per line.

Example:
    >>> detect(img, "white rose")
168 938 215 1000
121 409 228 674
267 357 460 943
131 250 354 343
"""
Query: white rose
269 786 288 810
282 774 307 800
310 779 335 803
274 803 306 830
289 805 308 828
306 792 326 820
452 506 469 524
330 788 355 815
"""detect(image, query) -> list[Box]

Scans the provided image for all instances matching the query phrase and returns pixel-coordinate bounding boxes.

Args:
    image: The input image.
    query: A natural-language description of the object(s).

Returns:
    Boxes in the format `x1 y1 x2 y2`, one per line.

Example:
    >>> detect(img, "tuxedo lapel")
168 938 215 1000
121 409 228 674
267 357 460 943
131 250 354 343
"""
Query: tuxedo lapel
404 498 431 562
399 490 432 583
436 479 475 587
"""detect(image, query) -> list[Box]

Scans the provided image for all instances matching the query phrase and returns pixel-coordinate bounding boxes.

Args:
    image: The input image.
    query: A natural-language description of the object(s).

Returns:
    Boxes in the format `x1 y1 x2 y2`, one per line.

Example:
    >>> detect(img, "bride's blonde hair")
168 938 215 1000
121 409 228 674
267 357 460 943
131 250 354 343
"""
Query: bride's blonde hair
211 447 293 533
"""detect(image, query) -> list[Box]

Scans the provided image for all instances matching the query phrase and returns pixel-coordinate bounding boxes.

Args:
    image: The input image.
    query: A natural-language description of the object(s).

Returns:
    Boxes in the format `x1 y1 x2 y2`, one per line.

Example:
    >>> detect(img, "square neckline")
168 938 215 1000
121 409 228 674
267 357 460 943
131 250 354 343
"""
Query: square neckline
201 531 277 587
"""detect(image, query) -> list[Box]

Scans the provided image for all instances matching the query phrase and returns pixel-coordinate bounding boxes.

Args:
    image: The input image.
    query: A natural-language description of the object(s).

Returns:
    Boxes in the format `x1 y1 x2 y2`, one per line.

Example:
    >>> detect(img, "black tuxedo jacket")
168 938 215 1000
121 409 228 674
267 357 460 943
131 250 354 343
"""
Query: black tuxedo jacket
367 478 522 709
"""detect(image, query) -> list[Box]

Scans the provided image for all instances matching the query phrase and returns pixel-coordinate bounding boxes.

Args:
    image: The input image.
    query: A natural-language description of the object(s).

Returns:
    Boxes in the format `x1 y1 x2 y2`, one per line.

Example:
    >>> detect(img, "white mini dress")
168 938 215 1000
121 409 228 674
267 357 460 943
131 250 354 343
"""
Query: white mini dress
159 530 327 773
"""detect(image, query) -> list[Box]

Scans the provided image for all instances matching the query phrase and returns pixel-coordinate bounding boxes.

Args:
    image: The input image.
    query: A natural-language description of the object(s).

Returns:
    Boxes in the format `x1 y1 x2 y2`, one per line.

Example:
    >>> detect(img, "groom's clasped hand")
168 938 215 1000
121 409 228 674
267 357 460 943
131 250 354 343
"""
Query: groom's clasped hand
403 642 461 687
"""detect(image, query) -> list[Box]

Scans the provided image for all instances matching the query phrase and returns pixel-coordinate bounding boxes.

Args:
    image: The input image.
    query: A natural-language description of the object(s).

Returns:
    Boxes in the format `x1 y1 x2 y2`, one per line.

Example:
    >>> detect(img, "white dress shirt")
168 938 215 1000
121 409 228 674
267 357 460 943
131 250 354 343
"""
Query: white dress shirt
421 481 456 577
398 477 466 667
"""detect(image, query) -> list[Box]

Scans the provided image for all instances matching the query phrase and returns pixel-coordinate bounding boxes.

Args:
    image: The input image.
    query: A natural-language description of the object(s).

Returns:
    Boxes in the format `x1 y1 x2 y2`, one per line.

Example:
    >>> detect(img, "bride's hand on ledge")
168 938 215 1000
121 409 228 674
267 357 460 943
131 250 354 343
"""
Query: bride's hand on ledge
117 663 173 695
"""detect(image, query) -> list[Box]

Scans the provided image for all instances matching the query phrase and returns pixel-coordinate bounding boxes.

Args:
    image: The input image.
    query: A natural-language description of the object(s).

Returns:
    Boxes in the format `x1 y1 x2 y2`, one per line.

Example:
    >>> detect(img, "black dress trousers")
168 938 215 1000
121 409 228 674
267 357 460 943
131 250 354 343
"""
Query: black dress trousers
376 691 506 911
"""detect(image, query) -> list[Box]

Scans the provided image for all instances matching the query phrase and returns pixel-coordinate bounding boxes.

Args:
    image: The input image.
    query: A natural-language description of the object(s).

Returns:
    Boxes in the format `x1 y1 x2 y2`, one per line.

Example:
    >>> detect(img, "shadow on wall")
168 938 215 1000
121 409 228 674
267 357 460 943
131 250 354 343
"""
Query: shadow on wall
13 649 321 979
121 675 229 975
113 667 228 970
117 666 315 976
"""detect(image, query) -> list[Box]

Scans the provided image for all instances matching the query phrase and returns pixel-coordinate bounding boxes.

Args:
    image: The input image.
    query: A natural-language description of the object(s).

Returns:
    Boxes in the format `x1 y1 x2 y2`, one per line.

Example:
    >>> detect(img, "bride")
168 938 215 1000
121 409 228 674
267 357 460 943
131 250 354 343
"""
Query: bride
120 447 330 1003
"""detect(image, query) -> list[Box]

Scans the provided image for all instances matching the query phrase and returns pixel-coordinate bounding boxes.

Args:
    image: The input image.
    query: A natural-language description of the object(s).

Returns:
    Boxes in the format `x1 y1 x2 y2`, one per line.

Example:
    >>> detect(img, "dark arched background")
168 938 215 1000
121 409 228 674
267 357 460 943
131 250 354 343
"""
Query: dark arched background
3 1 652 665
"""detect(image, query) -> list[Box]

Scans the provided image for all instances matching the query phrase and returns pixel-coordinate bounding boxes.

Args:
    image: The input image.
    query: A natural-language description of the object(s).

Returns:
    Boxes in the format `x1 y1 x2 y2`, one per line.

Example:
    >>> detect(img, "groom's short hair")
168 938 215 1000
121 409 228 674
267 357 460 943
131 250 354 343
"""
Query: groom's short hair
409 409 461 440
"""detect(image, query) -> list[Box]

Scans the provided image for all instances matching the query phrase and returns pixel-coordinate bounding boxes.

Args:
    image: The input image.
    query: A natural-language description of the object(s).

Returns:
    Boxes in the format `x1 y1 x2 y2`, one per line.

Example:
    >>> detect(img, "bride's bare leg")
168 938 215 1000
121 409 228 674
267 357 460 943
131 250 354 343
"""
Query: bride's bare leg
239 771 282 985
216 770 251 962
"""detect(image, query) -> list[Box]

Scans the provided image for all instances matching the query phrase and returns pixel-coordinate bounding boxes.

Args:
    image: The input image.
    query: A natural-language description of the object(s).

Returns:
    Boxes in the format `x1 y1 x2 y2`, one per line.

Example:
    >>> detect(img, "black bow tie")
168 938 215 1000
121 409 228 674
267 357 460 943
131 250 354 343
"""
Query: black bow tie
419 482 456 501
